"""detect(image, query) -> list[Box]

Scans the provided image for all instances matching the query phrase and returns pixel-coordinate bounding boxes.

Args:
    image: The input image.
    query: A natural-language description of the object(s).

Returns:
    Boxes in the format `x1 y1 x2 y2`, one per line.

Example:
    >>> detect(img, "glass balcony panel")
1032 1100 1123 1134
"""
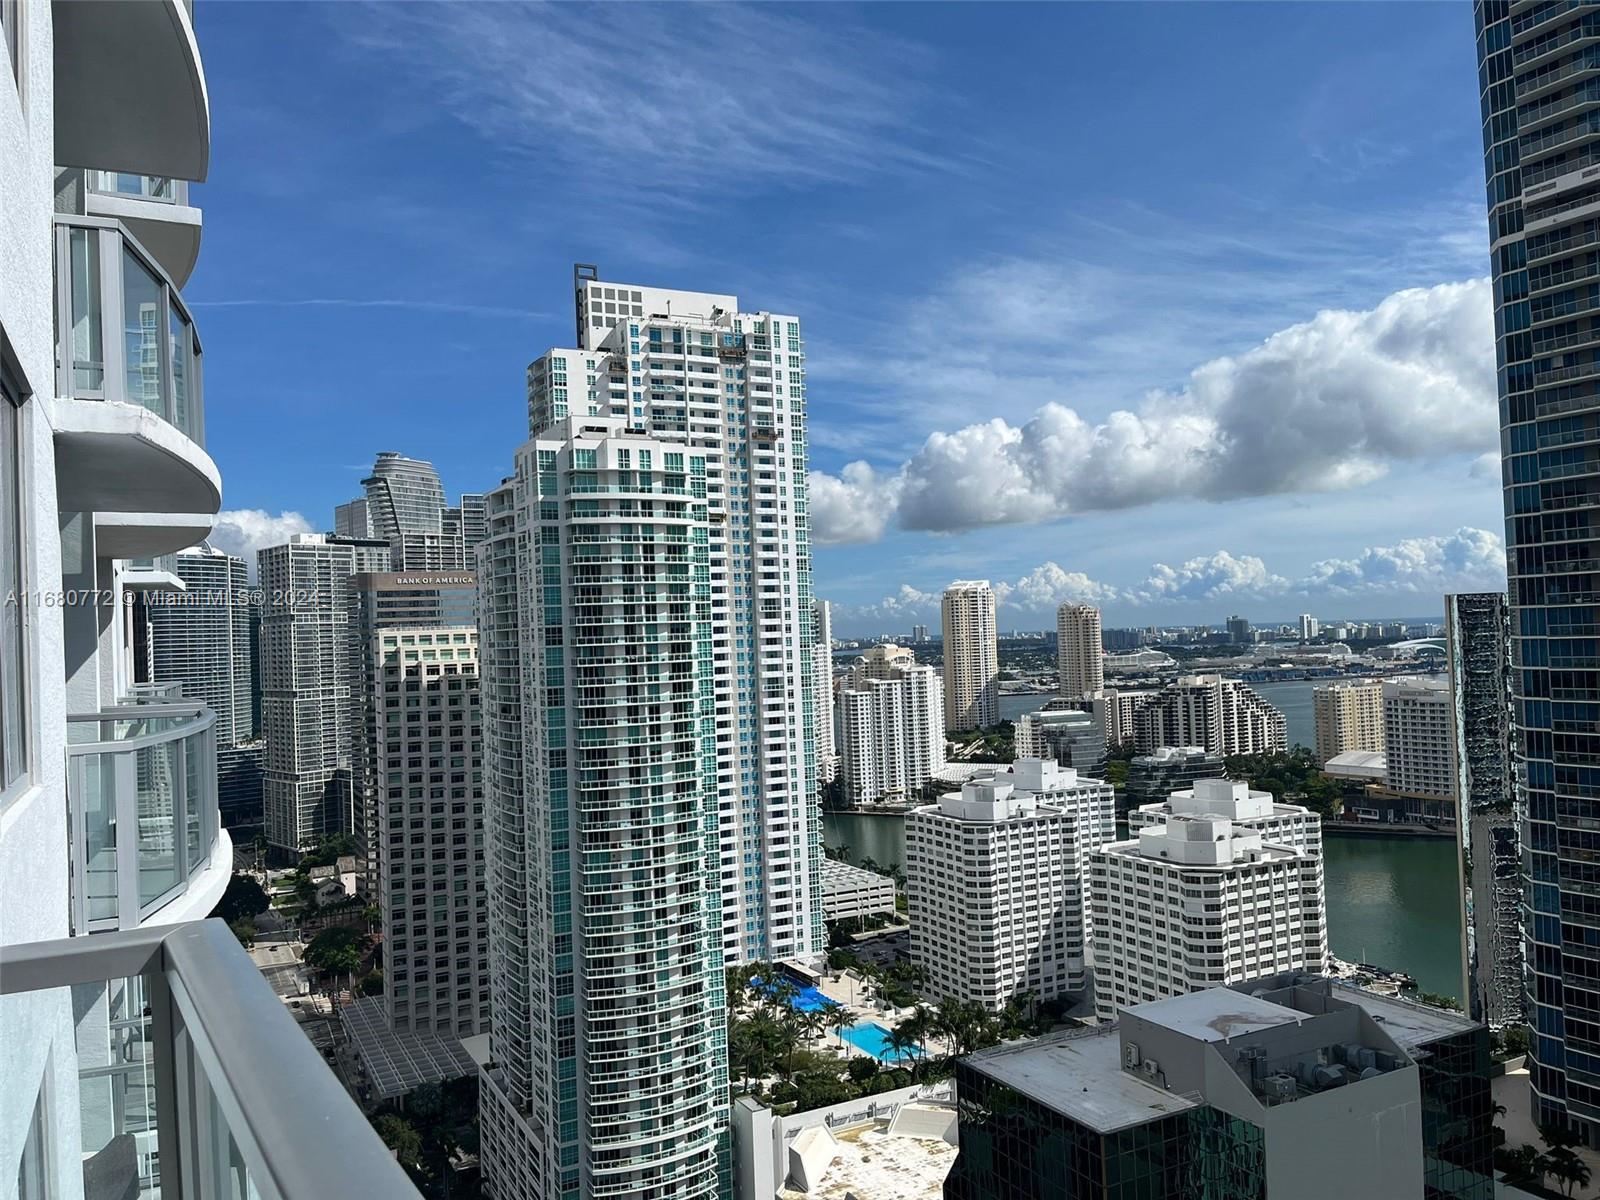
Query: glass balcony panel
137 737 181 907
96 172 179 203
122 245 168 420
185 733 203 868
80 754 120 924
170 300 192 436
69 228 104 391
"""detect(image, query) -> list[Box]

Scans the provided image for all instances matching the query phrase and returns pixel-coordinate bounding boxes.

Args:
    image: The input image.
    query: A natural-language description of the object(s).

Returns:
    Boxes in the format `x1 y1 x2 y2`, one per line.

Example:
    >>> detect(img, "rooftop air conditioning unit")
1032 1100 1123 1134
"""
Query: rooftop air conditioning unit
1142 1059 1160 1079
1123 1043 1141 1069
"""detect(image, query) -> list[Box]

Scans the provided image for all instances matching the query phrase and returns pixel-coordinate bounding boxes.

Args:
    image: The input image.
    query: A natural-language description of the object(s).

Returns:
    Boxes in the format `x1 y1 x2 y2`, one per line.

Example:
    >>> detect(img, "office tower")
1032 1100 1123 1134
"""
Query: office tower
1446 592 1523 1027
258 533 390 853
335 496 373 538
1382 676 1455 820
1131 674 1287 756
912 622 929 644
217 740 265 831
343 451 466 571
522 266 822 967
473 415 726 1200
369 627 487 1038
907 760 1115 1009
1225 613 1251 643
1124 745 1227 810
1015 707 1107 776
1089 815 1326 1021
1298 613 1320 640
346 567 477 877
148 543 254 744
1312 679 1386 765
942 579 999 730
1056 602 1104 697
813 598 838 784
1127 778 1324 859
836 646 944 806
0 8 413 1195
946 977 1493 1200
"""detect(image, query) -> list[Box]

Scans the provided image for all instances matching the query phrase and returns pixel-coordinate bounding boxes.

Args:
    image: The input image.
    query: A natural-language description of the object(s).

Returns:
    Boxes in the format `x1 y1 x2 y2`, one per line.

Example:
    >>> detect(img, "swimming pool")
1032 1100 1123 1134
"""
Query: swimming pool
840 1021 919 1064
754 977 839 1014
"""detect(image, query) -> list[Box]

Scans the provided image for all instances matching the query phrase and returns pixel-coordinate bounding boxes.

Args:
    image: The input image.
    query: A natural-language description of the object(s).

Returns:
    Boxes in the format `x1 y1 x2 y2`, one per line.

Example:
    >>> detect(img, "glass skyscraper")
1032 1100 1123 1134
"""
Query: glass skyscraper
1476 0 1600 1139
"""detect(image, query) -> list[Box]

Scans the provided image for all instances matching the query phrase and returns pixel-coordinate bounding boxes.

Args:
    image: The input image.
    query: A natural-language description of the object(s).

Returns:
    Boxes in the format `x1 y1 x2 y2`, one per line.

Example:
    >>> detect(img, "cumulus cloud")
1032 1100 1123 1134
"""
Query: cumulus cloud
208 509 314 575
809 278 1495 544
833 527 1505 625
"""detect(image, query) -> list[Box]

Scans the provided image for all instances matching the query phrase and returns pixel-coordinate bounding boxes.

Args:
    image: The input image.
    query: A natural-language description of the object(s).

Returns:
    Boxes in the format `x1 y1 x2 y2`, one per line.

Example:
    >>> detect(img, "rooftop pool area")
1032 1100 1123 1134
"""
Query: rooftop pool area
755 975 838 1014
841 1021 920 1064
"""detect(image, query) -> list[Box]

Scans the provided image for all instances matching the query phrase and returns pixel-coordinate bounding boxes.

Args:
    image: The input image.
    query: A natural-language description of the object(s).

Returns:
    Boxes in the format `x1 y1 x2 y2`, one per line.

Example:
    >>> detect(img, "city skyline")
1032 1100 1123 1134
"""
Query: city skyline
183 5 1504 632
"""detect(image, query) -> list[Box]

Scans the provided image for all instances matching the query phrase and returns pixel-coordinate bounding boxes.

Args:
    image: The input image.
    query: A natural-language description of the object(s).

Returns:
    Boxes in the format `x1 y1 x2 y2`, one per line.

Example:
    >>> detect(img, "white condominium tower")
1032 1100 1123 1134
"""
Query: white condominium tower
475 415 726 1200
1383 676 1455 807
1089 816 1328 1022
943 579 999 730
813 598 838 783
1131 673 1286 757
837 645 944 806
1127 778 1324 860
1312 680 1385 765
1056 602 1104 697
907 760 1115 1009
258 532 390 852
369 627 487 1038
149 542 255 745
523 265 822 967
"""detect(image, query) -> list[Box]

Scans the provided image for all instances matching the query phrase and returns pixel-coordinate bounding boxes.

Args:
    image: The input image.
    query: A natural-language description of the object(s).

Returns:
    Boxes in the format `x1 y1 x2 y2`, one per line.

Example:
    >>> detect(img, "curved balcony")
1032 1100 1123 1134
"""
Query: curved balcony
83 172 203 287
67 700 228 932
52 216 220 555
52 0 209 182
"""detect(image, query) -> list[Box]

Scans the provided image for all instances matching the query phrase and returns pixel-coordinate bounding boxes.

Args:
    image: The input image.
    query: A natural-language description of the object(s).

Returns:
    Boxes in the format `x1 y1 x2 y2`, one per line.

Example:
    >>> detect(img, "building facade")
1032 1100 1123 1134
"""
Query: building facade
1474 0 1600 1135
1088 816 1327 1021
1015 707 1108 776
907 760 1115 1009
947 978 1492 1200
1445 591 1523 1028
1130 674 1287 757
1382 676 1456 810
1312 679 1386 765
474 415 728 1200
148 543 254 745
1124 745 1227 811
258 533 390 852
1127 778 1324 859
1056 601 1104 698
836 646 944 807
819 858 898 924
812 598 837 784
942 580 999 731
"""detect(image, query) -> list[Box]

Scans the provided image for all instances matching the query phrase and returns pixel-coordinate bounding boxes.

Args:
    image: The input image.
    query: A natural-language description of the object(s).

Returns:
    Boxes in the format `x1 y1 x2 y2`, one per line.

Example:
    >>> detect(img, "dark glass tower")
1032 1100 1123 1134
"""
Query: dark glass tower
1476 0 1600 1140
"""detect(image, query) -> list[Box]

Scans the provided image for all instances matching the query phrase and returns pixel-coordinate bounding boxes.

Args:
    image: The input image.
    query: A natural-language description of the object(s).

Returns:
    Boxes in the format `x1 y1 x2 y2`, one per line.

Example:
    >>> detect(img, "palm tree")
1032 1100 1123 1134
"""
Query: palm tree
884 1026 921 1077
1503 1144 1550 1189
826 1004 853 1048
1547 1150 1592 1199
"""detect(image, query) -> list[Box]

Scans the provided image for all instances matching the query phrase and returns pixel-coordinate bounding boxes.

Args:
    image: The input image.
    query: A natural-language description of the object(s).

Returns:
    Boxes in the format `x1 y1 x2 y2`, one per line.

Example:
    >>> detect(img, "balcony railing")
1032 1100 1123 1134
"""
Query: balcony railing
0 920 420 1200
67 701 219 932
53 215 205 447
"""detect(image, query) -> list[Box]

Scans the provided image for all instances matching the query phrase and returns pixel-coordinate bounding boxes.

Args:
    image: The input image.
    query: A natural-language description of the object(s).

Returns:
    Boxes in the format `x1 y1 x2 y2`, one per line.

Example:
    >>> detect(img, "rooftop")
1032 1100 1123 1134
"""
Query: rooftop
779 1121 958 1200
1129 986 1309 1044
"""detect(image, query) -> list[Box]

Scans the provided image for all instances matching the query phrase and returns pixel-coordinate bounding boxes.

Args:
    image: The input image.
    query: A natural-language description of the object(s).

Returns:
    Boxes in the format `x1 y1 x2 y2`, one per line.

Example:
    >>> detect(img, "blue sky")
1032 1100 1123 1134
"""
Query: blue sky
190 2 1500 635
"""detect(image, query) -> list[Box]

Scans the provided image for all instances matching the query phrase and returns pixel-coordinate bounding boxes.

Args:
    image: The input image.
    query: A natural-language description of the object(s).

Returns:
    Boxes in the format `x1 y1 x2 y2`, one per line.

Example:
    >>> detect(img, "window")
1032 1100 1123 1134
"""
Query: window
1 0 18 89
1 340 27 796
15 1079 48 1200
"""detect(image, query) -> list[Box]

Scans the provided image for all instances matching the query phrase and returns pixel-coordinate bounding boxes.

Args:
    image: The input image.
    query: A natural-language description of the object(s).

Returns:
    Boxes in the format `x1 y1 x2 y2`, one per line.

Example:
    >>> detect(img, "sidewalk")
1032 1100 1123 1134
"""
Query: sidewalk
1495 1064 1600 1197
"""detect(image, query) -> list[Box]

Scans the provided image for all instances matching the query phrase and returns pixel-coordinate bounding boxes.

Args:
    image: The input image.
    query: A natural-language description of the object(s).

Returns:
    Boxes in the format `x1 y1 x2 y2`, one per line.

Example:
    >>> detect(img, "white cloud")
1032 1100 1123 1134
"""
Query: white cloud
809 278 1495 544
1468 450 1500 482
208 509 314 575
830 527 1505 625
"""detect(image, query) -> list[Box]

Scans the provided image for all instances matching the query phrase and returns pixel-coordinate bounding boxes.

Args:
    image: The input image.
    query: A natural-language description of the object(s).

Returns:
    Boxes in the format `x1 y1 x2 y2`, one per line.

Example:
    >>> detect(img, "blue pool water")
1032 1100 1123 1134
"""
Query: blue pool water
841 1021 919 1063
755 978 838 1014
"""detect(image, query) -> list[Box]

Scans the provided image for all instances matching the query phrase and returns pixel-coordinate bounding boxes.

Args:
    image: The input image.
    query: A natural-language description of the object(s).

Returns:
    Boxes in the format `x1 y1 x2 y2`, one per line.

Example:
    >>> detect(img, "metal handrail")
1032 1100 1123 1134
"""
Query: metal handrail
0 921 420 1200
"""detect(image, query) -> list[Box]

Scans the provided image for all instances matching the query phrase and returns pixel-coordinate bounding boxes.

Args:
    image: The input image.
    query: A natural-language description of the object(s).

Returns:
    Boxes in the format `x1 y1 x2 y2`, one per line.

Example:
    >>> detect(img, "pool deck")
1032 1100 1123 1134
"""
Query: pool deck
808 969 951 1061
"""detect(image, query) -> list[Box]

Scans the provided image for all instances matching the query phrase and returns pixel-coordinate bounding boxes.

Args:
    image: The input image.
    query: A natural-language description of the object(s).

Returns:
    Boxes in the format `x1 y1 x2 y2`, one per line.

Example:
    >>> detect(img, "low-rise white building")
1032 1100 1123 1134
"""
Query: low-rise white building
821 858 898 924
1088 815 1327 1022
907 760 1114 1010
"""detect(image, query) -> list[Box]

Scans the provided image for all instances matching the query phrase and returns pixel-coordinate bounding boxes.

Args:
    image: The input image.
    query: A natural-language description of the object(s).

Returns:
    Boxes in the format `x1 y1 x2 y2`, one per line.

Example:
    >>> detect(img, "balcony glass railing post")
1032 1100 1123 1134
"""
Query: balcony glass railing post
0 921 422 1200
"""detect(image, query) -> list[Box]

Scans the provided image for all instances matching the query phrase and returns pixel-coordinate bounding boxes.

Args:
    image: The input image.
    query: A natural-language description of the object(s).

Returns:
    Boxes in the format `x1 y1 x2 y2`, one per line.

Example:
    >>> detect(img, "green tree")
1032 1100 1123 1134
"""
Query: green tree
227 918 257 948
213 874 270 925
373 1114 423 1171
1546 1148 1592 1199
303 925 369 1007
1501 1144 1549 1188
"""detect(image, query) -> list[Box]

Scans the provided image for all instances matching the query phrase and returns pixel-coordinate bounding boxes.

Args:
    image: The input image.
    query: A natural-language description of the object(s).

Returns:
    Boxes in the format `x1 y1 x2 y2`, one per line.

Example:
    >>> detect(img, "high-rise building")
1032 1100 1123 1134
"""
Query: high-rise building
519 267 822 968
148 542 254 745
473 414 726 1200
258 533 390 853
459 491 488 553
1225 613 1251 643
912 622 929 644
363 450 446 540
836 646 944 806
813 598 838 784
342 451 469 571
946 977 1493 1200
1124 745 1227 811
1131 674 1287 756
1382 676 1455 816
943 579 999 730
335 496 373 538
907 760 1115 1009
369 627 487 1038
1089 814 1326 1021
1015 707 1107 776
1446 592 1523 1028
1056 602 1104 697
1298 613 1320 640
0 9 413 1195
1127 778 1324 860
1312 679 1386 765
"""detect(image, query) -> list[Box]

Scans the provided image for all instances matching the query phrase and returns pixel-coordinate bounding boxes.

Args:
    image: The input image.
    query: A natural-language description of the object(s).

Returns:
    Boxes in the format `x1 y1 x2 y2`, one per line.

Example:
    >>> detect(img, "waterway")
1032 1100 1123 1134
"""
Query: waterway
822 812 1466 1003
